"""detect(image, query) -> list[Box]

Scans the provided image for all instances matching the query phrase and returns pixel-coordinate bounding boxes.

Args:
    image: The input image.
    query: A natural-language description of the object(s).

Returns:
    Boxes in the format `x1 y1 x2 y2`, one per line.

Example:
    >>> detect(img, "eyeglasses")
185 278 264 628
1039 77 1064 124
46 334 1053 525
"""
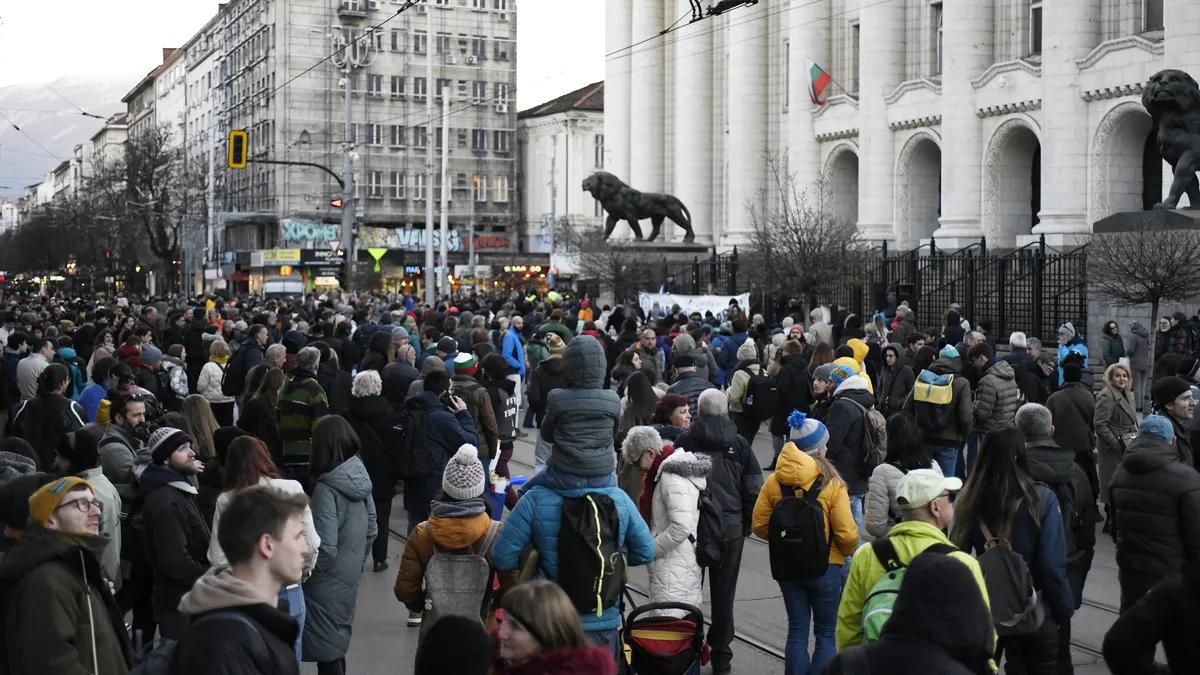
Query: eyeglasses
56 499 102 514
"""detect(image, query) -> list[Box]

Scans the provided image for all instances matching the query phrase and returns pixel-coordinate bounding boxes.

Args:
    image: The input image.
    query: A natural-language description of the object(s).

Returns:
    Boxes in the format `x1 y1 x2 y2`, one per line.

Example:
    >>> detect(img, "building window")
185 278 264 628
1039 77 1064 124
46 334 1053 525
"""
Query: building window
414 77 428 99
931 2 944 76
434 127 444 149
391 75 405 96
472 37 487 61
1144 0 1165 32
457 79 469 99
391 29 407 52
413 31 427 54
1029 0 1043 55
457 128 468 148
594 134 604 168
414 125 428 148
472 0 486 8
473 174 487 201
471 80 487 103
495 83 510 102
347 123 361 145
367 124 384 145
493 0 507 8
493 129 512 153
412 174 427 200
367 74 383 95
493 175 509 202
436 33 451 55
494 39 511 60
392 171 406 199
471 129 487 151
849 23 861 95
390 125 406 146
436 78 451 99
368 170 383 198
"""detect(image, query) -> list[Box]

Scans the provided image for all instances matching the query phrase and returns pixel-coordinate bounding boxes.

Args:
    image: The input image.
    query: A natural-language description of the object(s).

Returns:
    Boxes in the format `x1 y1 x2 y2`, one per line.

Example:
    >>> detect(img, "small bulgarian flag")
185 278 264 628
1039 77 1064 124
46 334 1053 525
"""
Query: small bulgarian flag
807 58 833 105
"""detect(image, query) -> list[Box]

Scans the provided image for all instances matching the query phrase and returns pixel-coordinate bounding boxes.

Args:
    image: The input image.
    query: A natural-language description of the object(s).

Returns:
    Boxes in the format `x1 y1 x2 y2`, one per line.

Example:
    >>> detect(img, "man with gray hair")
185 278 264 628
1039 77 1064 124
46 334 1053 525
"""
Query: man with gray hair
674 388 763 675
1004 331 1032 366
276 346 329 485
1016 401 1097 656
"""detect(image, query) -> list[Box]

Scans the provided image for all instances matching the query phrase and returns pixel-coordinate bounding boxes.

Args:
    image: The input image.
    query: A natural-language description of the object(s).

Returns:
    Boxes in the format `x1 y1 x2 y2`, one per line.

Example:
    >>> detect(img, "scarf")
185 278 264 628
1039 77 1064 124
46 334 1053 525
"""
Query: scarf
637 443 675 525
430 498 488 519
209 354 230 365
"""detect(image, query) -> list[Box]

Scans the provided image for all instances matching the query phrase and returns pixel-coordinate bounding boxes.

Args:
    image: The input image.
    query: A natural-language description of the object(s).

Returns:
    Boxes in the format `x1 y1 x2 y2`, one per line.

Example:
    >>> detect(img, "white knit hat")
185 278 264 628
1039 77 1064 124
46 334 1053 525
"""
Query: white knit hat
443 444 487 500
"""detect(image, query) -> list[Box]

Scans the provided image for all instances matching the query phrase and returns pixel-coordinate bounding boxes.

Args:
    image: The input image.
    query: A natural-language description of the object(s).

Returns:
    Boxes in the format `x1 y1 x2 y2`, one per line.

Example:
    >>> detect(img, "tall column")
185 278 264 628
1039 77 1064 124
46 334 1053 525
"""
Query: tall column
1035 0 1099 243
673 0 713 244
1166 0 1200 69
856 2 906 243
725 11 768 244
629 0 665 199
935 0 994 243
605 0 633 236
788 0 830 191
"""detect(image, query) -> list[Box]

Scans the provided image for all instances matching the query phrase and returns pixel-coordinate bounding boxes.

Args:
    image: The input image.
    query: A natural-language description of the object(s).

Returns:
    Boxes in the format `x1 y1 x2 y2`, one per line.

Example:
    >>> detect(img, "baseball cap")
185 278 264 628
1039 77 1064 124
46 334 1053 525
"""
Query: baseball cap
895 469 963 510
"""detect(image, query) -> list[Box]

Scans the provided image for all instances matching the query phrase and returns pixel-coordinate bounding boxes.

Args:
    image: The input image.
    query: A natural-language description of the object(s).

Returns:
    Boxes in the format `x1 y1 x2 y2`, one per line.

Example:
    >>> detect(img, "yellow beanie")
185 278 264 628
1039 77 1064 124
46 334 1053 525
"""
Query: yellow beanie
28 477 93 526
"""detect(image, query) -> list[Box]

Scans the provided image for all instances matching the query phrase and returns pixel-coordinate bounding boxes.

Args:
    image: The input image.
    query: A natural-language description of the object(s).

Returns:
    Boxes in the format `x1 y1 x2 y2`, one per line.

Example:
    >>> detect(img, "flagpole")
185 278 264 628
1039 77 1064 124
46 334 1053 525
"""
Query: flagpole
806 57 852 104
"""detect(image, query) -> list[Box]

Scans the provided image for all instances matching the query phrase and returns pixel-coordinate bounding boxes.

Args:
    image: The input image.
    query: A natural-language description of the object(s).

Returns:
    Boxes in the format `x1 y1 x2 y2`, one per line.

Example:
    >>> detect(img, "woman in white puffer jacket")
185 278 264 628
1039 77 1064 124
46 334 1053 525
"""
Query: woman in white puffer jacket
647 447 712 612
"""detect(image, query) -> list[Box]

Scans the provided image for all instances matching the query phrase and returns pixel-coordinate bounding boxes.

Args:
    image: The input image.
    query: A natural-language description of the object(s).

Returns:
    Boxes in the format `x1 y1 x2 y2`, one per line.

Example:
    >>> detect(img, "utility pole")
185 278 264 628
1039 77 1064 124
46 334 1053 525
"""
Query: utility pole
206 123 216 295
341 61 355 292
424 4 435 308
438 93 450 295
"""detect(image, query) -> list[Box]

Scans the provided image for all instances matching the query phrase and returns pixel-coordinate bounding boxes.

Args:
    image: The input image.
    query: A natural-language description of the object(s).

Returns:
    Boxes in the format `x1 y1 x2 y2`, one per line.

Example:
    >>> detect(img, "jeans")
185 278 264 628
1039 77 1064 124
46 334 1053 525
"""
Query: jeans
848 494 866 549
706 536 746 672
930 445 959 481
533 433 551 476
962 433 979 481
407 503 431 536
778 564 843 675
585 628 622 668
279 583 305 665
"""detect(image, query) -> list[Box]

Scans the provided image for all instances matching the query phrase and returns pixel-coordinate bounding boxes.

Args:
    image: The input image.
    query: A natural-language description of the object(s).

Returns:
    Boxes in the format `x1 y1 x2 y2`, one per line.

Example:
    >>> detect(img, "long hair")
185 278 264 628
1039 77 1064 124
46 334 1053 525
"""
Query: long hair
807 343 834 374
310 415 360 477
953 426 1041 549
622 370 658 430
223 436 280 491
252 367 286 409
182 395 220 460
912 345 937 374
499 580 588 653
883 413 931 471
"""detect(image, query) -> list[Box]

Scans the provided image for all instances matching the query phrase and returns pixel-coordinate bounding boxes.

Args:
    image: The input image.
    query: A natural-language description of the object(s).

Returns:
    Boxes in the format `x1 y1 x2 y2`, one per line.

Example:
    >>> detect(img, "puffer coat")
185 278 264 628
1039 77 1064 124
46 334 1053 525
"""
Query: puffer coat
865 460 942 539
1095 369 1137 504
973 359 1019 434
303 454 378 663
647 449 711 612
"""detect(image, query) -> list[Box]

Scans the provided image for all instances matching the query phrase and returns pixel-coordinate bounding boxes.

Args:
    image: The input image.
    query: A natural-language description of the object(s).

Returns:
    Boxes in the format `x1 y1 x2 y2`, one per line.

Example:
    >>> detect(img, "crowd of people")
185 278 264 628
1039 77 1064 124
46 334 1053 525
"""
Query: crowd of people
0 290 1195 675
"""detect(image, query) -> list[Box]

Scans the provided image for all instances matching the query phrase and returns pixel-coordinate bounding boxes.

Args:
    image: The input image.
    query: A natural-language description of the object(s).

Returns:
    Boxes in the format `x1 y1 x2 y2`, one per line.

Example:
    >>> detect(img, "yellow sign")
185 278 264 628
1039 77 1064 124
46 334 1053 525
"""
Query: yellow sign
278 265 294 276
263 249 301 264
228 130 248 169
368 248 388 273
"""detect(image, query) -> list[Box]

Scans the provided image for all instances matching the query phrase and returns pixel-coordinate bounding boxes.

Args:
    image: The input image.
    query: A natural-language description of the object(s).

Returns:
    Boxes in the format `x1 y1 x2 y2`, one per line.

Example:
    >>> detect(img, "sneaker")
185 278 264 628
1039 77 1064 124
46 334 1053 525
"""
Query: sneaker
407 611 423 627
373 560 389 573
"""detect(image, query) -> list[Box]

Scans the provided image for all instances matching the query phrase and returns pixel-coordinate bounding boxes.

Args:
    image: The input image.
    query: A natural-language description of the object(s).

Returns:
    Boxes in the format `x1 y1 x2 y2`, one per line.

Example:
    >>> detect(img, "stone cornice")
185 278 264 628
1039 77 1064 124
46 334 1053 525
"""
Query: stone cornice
884 78 942 105
889 115 942 131
814 128 860 142
1076 35 1165 71
971 59 1042 89
1081 82 1146 102
976 100 1042 118
812 94 859 119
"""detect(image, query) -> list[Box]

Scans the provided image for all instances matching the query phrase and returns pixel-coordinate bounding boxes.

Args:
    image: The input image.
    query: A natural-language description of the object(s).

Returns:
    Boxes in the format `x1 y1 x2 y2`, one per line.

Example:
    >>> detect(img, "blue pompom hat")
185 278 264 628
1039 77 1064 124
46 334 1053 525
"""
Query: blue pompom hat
788 411 830 455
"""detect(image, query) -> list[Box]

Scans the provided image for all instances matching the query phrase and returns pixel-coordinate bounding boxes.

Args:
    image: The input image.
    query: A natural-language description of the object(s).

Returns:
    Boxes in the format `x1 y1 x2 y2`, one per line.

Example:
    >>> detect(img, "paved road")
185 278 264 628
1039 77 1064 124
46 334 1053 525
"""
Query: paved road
317 428 1131 675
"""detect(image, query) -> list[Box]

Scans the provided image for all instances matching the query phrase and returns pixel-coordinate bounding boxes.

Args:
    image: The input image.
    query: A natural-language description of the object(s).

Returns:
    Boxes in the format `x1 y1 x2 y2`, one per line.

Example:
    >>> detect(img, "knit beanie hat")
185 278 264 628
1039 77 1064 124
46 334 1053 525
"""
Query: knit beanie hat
1062 361 1083 383
437 336 459 354
1058 322 1077 340
546 333 566 356
443 444 486 500
736 340 758 361
140 345 163 367
787 411 829 455
673 333 696 354
1153 376 1193 411
148 427 193 465
28 476 92 526
939 345 959 359
453 352 478 376
1140 414 1175 442
812 363 836 382
391 325 410 343
57 431 100 471
1179 357 1200 381
829 364 856 386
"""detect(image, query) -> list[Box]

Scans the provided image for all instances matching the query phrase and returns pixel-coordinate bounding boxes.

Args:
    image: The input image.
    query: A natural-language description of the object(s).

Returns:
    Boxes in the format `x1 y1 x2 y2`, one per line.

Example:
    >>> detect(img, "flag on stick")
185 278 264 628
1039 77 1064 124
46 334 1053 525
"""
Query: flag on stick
807 58 833 105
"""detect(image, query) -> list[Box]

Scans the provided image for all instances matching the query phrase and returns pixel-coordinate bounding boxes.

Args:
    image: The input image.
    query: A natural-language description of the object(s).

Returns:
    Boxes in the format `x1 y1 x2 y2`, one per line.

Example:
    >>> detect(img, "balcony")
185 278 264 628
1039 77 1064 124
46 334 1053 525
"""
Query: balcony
337 2 368 19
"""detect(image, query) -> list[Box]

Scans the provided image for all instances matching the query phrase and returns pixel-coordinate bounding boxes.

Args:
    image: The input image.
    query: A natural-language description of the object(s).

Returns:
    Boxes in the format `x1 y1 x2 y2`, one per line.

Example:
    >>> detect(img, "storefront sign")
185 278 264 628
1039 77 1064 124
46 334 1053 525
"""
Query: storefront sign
300 249 345 265
502 265 543 274
261 249 301 266
638 292 750 321
313 266 342 278
355 227 511 252
281 220 340 243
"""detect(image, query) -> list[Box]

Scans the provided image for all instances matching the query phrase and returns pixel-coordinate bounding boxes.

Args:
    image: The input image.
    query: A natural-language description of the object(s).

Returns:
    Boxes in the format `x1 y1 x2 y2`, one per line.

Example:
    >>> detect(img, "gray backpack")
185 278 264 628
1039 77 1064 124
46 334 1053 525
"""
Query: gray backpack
978 521 1045 636
419 520 502 642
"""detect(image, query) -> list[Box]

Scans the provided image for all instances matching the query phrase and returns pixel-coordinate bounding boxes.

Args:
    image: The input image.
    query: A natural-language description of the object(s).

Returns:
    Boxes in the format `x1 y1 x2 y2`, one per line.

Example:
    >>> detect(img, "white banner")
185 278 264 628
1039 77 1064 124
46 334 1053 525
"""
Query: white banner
639 292 750 320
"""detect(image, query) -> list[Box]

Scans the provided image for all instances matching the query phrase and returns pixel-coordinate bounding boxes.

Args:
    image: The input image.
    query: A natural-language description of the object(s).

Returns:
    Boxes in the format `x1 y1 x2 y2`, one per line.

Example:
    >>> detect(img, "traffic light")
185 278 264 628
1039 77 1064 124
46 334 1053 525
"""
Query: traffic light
330 198 344 208
228 130 248 169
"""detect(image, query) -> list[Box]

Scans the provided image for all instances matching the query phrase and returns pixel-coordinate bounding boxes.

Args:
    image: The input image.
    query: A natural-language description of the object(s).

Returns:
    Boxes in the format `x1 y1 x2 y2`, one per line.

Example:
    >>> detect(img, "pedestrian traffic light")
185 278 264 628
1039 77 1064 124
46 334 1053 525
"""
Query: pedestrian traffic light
228 130 248 169
330 198 344 208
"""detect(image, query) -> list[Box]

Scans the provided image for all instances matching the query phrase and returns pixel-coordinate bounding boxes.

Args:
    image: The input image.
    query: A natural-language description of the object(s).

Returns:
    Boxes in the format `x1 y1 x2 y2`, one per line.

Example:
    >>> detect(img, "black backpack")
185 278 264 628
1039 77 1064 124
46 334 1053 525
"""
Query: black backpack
738 366 779 421
558 493 626 614
220 345 251 397
690 488 725 569
1050 468 1099 564
155 369 176 406
395 399 434 481
767 480 830 582
488 383 518 443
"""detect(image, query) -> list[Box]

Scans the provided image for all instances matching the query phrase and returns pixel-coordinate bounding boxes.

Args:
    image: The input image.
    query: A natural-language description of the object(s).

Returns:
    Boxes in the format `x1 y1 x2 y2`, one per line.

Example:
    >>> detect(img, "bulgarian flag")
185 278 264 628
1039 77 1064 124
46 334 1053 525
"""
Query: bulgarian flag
807 59 833 105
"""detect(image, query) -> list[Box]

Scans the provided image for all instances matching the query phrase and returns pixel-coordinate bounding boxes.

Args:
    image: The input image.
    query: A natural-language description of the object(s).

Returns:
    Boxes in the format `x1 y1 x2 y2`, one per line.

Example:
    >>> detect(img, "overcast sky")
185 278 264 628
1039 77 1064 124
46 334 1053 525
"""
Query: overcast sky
0 0 604 109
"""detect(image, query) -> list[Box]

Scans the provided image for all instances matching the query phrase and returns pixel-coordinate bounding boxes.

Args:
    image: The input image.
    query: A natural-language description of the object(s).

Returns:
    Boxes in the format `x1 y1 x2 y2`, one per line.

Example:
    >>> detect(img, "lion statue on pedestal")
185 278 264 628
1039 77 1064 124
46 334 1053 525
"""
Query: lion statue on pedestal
581 171 696 242
1143 69 1200 210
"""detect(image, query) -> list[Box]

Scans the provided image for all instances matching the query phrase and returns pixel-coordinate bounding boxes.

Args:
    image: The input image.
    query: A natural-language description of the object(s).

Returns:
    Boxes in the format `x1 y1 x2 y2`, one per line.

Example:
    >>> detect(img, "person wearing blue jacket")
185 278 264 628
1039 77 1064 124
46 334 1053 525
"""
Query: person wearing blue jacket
1056 322 1090 387
403 370 478 535
489 468 655 660
953 426 1074 675
502 315 526 407
718 318 749 386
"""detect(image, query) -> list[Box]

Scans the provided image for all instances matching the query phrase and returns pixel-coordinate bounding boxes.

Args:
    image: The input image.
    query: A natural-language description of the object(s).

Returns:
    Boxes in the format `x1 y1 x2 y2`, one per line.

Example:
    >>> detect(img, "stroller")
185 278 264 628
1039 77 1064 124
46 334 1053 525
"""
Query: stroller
622 598 709 675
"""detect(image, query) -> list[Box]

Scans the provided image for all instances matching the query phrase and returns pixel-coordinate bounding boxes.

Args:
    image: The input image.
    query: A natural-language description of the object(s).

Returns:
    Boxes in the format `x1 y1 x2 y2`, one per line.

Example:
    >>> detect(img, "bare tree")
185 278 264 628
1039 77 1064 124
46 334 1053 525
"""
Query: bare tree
553 217 662 302
1089 224 1200 339
744 152 871 314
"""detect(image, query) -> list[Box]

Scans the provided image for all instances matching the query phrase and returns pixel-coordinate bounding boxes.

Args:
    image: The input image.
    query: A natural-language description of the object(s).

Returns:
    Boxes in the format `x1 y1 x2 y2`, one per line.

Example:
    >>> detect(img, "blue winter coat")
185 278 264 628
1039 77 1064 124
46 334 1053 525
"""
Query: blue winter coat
1057 339 1090 386
502 325 526 376
718 332 749 385
490 470 656 632
403 390 478 512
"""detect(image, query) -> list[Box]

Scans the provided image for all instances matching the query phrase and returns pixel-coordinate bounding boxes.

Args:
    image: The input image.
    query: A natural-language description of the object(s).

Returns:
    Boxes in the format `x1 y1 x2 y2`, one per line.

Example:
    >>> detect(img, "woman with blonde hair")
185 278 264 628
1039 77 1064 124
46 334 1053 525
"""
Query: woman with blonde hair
492 580 616 675
197 339 236 426
1095 362 1137 531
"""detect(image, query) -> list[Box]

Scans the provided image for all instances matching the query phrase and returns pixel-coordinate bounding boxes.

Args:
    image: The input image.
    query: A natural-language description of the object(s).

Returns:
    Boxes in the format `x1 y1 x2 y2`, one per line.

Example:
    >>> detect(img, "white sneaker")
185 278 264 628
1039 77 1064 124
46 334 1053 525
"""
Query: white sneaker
407 611 423 627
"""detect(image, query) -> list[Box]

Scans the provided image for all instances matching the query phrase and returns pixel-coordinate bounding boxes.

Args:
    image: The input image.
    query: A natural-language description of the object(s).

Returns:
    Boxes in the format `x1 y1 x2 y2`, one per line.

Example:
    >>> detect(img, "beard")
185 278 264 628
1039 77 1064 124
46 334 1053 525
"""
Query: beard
168 457 200 476
125 421 150 441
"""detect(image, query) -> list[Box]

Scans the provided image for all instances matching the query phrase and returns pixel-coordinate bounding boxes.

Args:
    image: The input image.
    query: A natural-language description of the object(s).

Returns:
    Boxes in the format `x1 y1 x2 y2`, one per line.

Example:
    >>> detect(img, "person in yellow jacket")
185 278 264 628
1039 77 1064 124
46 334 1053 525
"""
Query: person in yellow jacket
832 355 875 395
752 414 858 675
835 468 992 649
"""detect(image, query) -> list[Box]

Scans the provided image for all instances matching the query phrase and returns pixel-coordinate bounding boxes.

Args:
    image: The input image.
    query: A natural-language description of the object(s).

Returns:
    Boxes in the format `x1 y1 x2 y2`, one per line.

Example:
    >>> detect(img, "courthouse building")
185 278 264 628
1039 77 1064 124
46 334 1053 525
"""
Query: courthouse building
605 0 1196 250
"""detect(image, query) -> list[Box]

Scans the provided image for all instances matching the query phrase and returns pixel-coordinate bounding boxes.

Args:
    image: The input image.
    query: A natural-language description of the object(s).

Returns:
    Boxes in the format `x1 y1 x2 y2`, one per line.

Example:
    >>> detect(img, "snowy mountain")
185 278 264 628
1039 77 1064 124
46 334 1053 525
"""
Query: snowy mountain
0 75 139 199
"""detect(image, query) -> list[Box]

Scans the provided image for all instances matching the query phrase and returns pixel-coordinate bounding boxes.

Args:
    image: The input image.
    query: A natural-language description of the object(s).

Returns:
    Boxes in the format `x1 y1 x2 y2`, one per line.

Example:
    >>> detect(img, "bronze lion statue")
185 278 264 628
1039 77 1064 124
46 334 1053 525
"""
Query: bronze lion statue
1143 69 1200 210
582 171 695 242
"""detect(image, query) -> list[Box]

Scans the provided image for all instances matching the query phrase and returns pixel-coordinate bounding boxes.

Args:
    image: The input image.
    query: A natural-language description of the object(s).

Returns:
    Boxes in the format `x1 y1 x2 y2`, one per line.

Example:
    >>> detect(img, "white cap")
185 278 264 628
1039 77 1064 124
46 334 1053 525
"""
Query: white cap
896 469 963 510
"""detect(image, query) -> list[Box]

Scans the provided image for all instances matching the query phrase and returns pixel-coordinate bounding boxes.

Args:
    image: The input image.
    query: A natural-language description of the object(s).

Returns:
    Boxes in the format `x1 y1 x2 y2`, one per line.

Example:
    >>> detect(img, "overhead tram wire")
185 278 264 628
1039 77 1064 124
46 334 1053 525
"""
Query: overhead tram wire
0 111 60 159
43 84 107 120
604 7 696 59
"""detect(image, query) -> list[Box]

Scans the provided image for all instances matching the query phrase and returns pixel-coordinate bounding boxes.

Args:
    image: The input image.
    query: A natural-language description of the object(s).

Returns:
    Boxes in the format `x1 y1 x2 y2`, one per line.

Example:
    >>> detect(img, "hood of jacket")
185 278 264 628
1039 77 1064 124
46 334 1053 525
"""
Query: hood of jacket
1122 433 1184 473
1025 437 1076 484
283 370 317 393
483 376 516 395
539 356 566 376
847 338 869 364
881 344 903 372
382 362 420 404
832 356 864 376
687 415 739 453
0 521 106 580
318 454 373 502
368 330 391 356
981 358 1015 381
562 335 604 389
656 447 710 490
1130 321 1150 338
772 442 822 489
425 502 493 550
673 333 697 354
410 389 449 413
878 547 994 673
834 374 871 397
57 347 78 361
178 566 278 615
137 463 198 498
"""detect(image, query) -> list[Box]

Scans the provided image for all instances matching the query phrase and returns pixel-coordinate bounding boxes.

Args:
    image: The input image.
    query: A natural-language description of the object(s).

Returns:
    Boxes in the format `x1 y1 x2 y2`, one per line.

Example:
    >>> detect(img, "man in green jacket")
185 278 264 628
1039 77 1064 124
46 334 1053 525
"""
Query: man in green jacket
277 347 330 486
836 469 990 649
0 476 133 675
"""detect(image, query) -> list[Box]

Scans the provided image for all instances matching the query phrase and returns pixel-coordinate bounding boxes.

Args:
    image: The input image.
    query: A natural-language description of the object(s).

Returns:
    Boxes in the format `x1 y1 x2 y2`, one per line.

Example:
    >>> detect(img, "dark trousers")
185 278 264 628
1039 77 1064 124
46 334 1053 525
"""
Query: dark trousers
156 609 188 641
732 412 760 444
211 401 235 427
118 560 156 648
706 536 746 672
372 496 392 564
996 615 1059 675
317 657 346 675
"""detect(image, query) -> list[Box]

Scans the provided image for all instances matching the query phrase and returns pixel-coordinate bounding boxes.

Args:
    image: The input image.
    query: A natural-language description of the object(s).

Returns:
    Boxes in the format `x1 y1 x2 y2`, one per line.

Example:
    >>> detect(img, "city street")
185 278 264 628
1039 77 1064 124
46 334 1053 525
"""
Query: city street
316 428 1129 675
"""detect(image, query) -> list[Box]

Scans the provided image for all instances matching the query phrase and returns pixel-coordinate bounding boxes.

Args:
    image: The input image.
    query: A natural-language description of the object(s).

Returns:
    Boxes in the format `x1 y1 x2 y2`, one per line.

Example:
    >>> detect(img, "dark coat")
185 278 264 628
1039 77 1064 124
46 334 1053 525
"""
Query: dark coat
359 331 391 374
903 357 973 445
1109 432 1200 610
769 353 813 436
877 346 915 418
1102 567 1200 675
315 360 351 416
342 394 400 502
403 391 478 513
175 602 299 675
1046 383 1096 453
667 372 716 421
824 378 877 495
1015 359 1055 405
138 464 211 617
673 415 764 539
1026 436 1099 608
9 393 86 469
381 361 420 412
237 395 284 466
526 357 566 416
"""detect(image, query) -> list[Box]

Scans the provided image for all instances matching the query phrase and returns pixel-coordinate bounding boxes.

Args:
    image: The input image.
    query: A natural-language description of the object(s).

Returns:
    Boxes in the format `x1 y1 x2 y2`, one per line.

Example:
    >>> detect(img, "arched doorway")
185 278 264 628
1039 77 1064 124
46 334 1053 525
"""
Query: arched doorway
1091 101 1158 221
895 132 942 249
822 143 860 227
983 118 1042 247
